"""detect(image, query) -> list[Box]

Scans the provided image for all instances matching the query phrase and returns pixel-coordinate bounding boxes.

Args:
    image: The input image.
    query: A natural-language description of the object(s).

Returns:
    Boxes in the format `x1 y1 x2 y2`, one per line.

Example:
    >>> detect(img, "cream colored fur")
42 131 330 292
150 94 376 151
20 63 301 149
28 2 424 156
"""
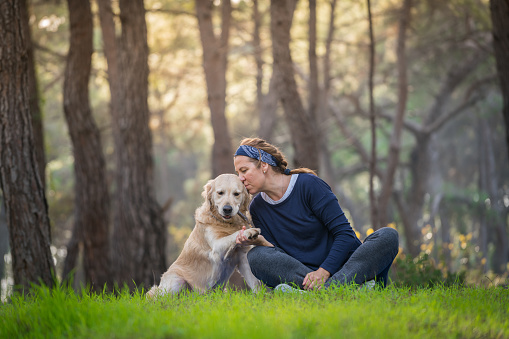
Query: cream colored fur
147 173 270 297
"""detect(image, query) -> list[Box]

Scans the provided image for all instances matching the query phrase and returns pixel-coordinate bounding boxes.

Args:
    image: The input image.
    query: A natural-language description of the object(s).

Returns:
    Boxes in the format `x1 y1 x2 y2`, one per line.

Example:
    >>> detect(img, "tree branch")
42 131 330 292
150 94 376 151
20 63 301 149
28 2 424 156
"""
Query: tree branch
423 94 484 135
33 42 66 59
146 8 195 17
328 99 384 179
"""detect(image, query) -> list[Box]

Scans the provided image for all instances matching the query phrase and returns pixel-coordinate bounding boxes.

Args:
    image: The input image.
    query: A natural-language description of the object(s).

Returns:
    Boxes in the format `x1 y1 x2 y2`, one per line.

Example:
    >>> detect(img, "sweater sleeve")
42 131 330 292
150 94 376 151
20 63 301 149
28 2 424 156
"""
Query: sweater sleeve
250 198 277 246
308 181 360 274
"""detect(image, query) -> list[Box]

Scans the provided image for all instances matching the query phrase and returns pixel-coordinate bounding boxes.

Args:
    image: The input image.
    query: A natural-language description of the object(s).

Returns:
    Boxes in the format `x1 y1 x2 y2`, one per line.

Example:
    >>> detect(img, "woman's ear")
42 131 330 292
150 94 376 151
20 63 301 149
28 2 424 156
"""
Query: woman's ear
261 162 269 174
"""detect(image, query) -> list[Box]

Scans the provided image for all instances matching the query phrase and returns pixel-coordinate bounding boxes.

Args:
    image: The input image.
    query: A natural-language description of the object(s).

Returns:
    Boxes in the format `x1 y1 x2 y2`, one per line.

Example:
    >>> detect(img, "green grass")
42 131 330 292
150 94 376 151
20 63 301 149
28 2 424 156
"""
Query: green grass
1 284 508 339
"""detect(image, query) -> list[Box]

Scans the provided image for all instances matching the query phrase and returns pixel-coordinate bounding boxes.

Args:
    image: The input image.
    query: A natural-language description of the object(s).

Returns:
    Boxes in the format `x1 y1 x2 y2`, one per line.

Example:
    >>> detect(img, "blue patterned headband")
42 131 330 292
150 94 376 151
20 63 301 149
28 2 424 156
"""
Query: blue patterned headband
234 145 278 167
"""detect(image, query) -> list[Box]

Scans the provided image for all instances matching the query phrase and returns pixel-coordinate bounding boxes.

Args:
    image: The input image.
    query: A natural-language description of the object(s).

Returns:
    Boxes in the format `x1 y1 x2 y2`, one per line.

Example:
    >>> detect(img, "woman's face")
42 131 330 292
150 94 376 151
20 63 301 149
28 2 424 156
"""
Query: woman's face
234 155 266 195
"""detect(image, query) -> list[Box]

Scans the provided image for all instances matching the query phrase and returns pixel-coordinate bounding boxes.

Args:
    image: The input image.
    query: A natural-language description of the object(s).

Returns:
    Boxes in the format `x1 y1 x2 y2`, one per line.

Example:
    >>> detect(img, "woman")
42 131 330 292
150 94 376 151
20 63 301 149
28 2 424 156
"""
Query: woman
233 137 399 291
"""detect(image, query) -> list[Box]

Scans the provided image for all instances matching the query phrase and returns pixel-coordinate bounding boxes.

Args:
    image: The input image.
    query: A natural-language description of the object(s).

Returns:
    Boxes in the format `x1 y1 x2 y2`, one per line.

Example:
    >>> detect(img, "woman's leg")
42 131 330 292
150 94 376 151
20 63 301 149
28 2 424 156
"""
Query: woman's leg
247 246 312 289
325 227 399 288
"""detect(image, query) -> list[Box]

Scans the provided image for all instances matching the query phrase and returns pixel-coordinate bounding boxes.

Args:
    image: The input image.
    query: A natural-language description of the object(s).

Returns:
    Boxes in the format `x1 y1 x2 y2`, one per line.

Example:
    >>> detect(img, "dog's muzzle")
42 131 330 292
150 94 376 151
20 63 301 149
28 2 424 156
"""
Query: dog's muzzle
222 205 233 219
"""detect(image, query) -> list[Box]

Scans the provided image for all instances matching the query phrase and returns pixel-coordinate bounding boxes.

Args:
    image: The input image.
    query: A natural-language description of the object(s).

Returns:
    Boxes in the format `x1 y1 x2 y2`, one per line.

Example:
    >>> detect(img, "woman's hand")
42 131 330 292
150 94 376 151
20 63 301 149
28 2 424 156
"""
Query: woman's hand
236 226 274 248
236 226 255 246
303 267 331 290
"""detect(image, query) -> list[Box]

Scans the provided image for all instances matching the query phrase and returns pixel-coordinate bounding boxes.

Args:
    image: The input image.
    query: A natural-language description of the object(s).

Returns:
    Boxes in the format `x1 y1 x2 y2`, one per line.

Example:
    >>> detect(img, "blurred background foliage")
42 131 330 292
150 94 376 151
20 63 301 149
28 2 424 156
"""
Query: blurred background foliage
1 0 508 296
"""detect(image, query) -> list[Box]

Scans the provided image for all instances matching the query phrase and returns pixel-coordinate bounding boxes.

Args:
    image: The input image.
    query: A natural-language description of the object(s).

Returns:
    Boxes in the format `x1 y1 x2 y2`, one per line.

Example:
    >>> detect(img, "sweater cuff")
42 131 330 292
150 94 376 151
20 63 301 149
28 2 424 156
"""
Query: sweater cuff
320 262 339 276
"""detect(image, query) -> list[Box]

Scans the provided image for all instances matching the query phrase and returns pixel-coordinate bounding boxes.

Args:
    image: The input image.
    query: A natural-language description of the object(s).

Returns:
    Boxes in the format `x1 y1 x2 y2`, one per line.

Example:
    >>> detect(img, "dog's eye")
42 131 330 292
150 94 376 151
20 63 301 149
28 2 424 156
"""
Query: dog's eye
217 191 224 196
233 192 240 197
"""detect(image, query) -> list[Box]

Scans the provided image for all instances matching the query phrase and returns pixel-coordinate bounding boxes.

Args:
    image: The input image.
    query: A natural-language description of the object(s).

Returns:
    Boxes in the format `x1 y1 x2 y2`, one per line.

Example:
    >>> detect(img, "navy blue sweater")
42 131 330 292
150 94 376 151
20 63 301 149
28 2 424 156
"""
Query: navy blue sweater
250 173 361 274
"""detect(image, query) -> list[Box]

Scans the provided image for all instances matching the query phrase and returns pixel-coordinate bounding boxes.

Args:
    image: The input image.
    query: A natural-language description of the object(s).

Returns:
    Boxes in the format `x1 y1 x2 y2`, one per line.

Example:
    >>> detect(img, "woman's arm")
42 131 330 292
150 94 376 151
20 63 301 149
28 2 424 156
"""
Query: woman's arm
304 175 361 275
314 196 360 274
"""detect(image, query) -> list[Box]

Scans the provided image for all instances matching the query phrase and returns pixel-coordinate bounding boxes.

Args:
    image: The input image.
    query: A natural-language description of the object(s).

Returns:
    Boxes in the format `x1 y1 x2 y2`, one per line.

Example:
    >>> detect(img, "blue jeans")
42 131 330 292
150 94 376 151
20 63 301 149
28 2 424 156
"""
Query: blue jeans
247 227 399 289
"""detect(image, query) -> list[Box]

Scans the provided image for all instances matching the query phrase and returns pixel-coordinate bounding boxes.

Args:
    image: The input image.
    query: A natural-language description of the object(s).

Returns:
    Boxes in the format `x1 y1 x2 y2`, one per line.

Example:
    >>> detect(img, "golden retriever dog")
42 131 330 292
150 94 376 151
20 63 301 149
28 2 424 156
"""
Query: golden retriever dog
147 174 270 297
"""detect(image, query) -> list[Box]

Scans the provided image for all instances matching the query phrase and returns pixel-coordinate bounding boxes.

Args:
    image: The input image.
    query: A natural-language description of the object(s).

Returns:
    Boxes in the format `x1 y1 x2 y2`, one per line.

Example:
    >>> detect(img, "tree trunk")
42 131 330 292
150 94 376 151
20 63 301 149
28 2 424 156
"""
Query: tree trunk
62 0 111 291
253 0 263 120
0 0 55 291
0 199 8 296
308 0 318 130
318 0 337 189
257 75 279 141
376 0 412 229
490 0 509 163
196 0 233 176
271 0 319 171
110 0 167 289
61 224 81 286
479 118 508 273
96 0 122 124
20 0 45 189
366 0 378 230
253 0 278 141
395 53 485 257
403 138 431 257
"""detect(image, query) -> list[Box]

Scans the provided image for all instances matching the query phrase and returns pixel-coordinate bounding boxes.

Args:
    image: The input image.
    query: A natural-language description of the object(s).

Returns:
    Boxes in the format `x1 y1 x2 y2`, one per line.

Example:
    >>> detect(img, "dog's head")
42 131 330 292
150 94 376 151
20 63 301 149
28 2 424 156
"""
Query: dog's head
202 173 250 221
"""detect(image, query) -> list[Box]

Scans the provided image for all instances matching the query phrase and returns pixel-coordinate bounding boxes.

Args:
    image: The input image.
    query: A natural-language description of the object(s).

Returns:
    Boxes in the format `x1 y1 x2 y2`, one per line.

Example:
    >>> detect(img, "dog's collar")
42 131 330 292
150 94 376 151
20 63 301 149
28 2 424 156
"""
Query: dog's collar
208 211 252 227
238 211 254 227
209 212 231 224
209 211 251 226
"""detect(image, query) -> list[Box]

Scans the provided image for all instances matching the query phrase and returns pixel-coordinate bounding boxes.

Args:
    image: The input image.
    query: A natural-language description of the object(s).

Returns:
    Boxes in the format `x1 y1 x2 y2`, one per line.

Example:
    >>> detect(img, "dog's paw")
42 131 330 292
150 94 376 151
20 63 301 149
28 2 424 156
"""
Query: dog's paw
244 228 260 240
146 286 159 298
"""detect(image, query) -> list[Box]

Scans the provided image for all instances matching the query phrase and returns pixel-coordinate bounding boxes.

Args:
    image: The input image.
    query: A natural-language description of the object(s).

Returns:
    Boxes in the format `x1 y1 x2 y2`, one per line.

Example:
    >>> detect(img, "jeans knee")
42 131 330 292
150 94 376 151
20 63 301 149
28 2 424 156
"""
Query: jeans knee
247 246 265 270
381 227 399 254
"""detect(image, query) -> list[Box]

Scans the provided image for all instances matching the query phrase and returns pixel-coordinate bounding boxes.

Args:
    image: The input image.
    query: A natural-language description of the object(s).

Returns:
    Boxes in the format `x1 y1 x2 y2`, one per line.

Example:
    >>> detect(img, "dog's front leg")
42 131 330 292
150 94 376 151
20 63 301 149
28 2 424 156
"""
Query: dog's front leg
205 229 240 263
224 228 263 260
205 228 261 262
223 243 239 261
237 252 262 292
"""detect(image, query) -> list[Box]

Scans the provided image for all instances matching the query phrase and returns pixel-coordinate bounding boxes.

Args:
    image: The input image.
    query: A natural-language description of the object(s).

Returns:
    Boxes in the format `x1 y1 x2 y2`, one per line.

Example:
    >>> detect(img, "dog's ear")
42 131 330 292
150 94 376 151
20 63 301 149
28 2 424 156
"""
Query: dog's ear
202 179 214 207
240 186 251 214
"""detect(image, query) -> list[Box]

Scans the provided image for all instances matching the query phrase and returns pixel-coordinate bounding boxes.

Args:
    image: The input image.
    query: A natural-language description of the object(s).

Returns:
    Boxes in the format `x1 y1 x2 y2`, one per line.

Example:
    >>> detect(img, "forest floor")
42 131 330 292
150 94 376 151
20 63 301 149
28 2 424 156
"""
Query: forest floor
0 283 508 338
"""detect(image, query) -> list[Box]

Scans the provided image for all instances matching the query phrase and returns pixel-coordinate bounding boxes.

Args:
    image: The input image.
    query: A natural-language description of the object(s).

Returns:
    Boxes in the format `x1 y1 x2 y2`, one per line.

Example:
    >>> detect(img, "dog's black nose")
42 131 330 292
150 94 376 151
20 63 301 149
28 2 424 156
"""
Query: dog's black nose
223 205 233 215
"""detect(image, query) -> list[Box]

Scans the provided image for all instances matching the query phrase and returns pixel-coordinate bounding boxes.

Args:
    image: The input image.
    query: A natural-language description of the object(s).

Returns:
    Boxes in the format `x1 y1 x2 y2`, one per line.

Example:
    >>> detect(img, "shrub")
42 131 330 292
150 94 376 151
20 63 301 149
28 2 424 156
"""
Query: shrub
390 253 465 288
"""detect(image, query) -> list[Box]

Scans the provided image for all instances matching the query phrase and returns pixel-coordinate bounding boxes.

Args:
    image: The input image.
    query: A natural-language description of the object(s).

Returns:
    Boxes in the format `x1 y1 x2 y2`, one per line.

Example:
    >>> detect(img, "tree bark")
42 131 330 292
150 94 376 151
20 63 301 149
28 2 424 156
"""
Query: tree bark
0 0 55 291
110 0 167 289
253 0 263 118
479 118 508 273
253 0 278 141
318 0 337 188
308 0 318 129
376 0 412 229
62 0 111 291
0 199 9 296
257 74 279 141
490 0 509 163
20 0 45 189
196 0 233 177
271 0 319 171
96 0 122 125
366 0 378 231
